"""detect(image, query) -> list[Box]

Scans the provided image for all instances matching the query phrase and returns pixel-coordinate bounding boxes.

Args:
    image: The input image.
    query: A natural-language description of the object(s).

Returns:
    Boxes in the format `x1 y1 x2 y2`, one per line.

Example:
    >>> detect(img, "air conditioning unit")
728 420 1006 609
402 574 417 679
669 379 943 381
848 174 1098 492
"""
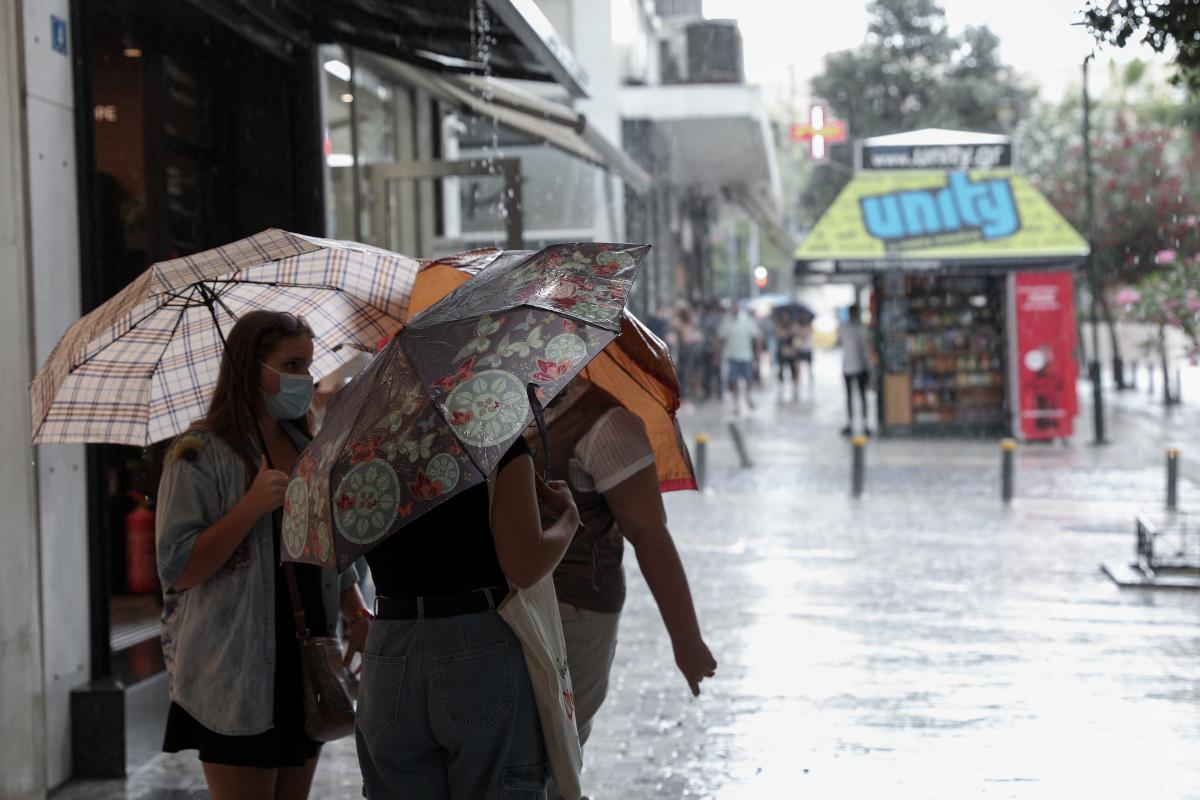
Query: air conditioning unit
660 18 744 85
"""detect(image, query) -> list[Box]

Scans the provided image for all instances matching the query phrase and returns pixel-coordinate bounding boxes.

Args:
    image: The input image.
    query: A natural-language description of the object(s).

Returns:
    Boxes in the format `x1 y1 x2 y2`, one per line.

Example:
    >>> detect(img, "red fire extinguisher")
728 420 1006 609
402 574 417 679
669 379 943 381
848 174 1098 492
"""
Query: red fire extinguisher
125 491 158 594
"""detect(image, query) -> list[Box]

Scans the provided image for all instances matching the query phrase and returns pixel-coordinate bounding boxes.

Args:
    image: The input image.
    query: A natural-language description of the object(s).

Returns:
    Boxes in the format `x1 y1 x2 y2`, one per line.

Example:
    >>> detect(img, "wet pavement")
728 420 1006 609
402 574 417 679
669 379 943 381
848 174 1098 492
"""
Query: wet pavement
56 354 1200 799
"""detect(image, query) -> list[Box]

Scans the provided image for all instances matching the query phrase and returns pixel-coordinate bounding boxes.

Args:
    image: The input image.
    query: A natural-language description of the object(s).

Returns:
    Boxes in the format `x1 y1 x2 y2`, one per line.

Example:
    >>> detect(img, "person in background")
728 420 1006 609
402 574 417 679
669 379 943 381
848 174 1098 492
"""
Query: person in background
717 301 761 414
156 311 369 800
796 316 815 394
839 304 873 436
699 300 724 401
672 305 703 402
528 377 716 800
775 310 802 402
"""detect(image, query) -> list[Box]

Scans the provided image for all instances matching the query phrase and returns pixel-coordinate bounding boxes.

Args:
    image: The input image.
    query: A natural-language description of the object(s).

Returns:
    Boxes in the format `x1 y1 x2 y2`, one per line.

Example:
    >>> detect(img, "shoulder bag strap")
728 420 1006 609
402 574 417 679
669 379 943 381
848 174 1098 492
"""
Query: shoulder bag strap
281 519 329 716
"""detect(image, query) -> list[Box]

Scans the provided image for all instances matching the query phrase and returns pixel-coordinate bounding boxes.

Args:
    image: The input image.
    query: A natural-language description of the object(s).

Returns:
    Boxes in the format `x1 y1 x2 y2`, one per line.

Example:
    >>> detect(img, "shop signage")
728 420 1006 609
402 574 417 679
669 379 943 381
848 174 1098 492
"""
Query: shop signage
51 15 68 55
861 142 1011 171
1010 271 1077 440
790 105 847 160
793 169 1089 266
860 172 1019 251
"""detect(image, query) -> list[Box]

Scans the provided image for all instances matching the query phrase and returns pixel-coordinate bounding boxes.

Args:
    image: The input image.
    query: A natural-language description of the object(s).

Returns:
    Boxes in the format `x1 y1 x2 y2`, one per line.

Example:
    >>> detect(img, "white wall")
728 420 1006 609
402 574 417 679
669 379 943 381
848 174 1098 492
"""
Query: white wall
567 0 624 242
22 0 90 792
0 2 46 798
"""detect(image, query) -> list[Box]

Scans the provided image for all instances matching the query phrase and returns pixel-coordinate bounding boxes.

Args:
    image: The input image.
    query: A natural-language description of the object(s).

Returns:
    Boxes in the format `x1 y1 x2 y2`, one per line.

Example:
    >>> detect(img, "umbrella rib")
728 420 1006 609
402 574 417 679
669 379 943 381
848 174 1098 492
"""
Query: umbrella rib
202 282 240 335
67 285 203 371
209 278 405 343
209 278 344 292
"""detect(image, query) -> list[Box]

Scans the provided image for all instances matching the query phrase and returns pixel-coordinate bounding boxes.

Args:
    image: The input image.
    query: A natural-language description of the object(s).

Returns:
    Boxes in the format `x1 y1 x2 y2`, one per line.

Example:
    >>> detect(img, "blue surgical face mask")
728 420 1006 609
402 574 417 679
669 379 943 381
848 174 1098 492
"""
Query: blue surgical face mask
260 362 315 420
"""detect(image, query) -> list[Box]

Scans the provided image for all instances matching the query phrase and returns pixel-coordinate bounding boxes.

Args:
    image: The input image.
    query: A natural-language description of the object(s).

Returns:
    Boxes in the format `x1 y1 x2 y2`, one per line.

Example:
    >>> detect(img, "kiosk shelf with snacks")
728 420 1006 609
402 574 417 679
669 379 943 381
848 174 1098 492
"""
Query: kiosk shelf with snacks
795 129 1089 440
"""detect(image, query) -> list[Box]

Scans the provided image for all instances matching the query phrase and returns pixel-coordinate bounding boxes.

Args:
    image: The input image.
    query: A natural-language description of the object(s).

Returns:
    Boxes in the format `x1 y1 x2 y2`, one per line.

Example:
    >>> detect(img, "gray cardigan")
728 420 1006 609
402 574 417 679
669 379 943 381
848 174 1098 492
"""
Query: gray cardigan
156 427 355 736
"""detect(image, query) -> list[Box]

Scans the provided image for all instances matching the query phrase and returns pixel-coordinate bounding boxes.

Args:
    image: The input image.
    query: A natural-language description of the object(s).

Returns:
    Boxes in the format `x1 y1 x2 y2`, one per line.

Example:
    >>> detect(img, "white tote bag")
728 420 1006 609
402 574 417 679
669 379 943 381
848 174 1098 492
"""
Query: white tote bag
498 576 584 800
488 475 584 800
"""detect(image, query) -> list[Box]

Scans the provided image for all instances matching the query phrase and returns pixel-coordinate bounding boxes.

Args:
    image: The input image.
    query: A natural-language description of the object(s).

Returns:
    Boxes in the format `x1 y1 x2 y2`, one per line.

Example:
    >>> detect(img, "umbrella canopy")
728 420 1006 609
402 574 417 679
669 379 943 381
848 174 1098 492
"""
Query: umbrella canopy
407 249 696 492
772 303 815 324
283 243 647 571
31 229 417 446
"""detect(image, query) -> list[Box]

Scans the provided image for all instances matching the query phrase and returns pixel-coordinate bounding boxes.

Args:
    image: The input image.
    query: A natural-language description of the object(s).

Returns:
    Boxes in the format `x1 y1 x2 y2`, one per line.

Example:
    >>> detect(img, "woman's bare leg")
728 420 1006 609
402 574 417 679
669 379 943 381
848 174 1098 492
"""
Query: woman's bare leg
202 763 277 800
275 755 321 800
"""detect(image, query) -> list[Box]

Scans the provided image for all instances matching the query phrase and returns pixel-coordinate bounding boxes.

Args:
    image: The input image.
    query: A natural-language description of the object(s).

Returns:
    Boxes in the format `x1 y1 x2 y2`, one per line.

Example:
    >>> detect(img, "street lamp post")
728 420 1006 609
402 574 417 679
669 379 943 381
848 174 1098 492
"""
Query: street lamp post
1082 53 1106 444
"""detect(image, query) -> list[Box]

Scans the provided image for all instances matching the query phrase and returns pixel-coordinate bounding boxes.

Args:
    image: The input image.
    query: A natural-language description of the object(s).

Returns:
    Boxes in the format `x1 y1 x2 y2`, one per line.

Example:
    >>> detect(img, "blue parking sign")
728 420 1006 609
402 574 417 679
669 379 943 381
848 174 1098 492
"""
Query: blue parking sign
51 16 68 55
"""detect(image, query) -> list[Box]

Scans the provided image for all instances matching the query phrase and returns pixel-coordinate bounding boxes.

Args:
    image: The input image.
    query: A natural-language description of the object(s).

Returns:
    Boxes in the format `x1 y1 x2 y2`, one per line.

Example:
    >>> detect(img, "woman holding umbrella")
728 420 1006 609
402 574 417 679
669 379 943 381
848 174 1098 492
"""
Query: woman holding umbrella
355 427 582 798
156 310 370 800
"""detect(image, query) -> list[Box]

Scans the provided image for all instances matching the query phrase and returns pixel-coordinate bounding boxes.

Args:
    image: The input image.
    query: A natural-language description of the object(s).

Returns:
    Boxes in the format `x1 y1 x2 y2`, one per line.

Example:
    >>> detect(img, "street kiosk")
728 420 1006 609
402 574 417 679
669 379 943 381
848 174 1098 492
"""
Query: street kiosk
795 129 1090 439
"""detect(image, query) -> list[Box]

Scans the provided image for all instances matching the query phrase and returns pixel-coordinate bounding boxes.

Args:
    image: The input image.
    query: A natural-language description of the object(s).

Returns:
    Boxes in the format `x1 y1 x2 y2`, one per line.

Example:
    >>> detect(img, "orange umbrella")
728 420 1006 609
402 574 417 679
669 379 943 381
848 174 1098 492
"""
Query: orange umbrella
407 249 696 492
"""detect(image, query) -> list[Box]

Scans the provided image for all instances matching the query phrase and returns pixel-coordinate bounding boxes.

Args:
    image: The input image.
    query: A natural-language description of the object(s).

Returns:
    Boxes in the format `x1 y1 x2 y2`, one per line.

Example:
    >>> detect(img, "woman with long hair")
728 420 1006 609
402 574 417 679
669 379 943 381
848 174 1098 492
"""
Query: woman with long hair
156 310 370 800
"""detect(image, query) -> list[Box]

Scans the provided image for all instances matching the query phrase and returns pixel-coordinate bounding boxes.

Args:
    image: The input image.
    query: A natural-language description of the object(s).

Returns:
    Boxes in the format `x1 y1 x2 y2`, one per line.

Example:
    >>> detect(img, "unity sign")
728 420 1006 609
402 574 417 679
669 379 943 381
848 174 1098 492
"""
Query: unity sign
860 173 1019 252
793 169 1089 266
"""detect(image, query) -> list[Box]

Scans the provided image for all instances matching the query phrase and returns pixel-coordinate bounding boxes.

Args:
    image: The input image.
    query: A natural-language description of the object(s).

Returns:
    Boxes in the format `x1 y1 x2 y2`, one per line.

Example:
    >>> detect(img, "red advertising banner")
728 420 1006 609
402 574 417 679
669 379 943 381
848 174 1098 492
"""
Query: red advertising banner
1010 272 1078 440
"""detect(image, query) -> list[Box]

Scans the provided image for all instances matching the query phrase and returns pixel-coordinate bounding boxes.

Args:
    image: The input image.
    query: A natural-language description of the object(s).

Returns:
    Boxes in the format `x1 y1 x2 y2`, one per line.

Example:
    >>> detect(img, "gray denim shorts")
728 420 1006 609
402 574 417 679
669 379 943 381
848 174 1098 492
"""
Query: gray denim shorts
355 610 548 799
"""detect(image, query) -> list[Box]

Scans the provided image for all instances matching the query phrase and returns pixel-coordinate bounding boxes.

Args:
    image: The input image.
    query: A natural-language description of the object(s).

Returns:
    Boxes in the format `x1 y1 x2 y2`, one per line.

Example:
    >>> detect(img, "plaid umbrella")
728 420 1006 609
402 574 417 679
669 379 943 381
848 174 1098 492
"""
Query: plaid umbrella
282 242 647 570
31 229 417 446
407 249 695 492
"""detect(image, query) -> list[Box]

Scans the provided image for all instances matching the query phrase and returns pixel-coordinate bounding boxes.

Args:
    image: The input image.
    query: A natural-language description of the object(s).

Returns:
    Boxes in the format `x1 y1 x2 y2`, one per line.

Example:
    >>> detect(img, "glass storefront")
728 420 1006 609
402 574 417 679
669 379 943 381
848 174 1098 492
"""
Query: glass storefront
318 46 607 258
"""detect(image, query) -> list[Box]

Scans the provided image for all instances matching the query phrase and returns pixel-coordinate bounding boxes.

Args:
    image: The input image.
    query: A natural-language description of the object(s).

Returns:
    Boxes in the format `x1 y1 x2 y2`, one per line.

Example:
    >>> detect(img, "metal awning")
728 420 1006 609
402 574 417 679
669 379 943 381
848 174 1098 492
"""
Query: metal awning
191 0 590 97
620 83 781 208
380 58 652 193
794 169 1089 276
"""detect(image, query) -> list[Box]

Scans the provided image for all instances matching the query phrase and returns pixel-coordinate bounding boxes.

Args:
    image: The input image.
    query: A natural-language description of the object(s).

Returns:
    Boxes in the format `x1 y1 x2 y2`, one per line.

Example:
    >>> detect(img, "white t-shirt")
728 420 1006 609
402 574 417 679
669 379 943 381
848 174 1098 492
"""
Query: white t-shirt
840 321 871 375
718 314 759 362
569 407 656 494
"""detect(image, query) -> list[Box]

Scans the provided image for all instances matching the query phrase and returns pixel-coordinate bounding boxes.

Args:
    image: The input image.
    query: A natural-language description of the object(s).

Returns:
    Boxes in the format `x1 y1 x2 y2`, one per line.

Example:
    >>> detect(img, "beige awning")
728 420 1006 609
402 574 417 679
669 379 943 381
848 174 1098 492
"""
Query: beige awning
383 59 652 193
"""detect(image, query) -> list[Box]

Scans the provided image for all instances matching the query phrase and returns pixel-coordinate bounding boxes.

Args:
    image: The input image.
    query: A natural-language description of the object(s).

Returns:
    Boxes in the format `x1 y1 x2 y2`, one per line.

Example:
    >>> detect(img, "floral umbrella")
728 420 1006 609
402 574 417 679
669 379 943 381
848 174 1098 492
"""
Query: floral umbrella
407 249 695 492
282 242 647 570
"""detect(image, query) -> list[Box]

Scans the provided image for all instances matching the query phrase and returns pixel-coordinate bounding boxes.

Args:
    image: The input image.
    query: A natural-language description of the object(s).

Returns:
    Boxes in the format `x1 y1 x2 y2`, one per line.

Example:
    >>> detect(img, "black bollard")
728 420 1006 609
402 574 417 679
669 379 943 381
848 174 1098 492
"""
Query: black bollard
851 435 867 497
694 434 709 490
1148 364 1155 396
727 422 752 468
1130 360 1138 389
1167 447 1180 510
1176 369 1183 404
1001 438 1017 503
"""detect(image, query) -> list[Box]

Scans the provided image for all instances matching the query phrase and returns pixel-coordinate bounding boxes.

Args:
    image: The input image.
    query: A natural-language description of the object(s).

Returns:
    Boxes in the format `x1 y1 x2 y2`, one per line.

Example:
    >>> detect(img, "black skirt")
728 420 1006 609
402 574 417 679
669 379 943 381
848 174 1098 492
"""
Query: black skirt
163 557 327 769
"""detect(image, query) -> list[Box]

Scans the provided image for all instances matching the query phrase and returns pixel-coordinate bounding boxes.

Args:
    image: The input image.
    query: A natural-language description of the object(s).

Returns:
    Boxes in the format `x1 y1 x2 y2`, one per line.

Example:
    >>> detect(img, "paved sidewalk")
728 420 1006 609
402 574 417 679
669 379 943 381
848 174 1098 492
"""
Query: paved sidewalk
56 352 1200 799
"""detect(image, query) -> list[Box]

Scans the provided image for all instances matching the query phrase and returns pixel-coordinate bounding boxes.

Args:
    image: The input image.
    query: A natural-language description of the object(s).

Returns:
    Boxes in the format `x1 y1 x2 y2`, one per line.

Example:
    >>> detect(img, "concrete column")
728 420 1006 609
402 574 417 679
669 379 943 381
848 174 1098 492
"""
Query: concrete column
0 2 47 797
20 0 90 791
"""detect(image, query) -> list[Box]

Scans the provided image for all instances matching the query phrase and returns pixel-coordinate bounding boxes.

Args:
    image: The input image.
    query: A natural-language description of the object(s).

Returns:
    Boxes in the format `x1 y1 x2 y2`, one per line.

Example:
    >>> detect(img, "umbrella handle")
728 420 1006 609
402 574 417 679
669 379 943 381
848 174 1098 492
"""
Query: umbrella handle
525 384 549 484
525 382 601 591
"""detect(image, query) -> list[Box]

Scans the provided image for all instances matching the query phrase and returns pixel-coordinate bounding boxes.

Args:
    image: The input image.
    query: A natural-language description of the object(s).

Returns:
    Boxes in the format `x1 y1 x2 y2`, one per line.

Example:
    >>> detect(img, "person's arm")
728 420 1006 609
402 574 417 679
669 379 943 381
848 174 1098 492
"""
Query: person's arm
169 456 288 592
340 581 370 668
603 465 716 696
490 454 580 588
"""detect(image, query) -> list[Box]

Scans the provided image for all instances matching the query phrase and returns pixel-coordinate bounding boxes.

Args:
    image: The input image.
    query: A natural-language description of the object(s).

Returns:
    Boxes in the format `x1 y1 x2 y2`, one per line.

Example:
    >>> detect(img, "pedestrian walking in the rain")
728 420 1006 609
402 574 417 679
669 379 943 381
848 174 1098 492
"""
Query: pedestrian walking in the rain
775 310 802 401
699 300 724 401
156 311 371 800
776 310 815 402
528 377 716 800
672 305 703 401
356 429 580 799
839 304 872 436
718 301 761 414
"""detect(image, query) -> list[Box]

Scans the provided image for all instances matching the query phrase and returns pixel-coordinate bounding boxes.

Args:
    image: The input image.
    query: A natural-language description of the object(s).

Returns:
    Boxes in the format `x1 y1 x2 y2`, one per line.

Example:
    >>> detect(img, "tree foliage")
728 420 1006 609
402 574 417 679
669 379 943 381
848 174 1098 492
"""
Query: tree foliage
797 0 1035 226
1082 0 1200 93
1017 62 1200 290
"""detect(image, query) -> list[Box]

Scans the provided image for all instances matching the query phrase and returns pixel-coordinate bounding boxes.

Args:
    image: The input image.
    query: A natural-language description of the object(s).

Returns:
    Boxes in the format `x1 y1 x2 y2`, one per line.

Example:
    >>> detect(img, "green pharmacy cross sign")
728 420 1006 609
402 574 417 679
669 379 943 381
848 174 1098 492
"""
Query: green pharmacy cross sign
795 169 1088 273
